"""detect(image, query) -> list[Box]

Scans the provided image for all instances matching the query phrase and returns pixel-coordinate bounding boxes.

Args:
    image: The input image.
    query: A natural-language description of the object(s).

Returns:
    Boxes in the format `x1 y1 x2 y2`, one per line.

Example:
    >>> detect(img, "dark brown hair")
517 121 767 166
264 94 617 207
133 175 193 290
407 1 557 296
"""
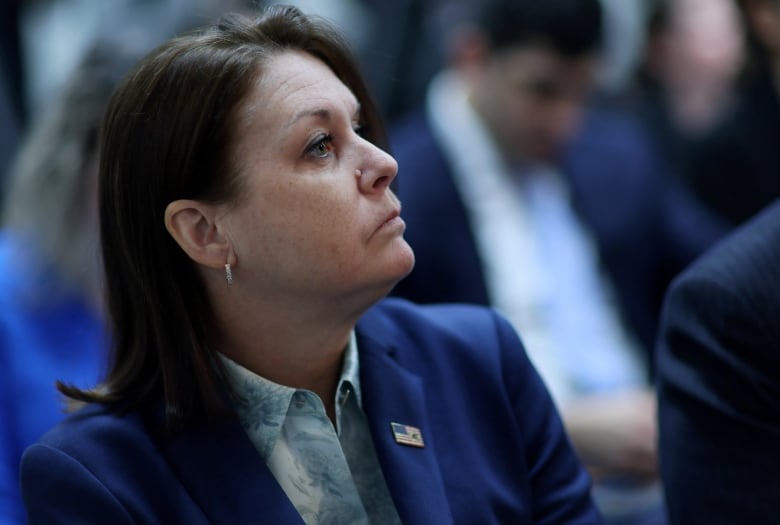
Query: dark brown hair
58 5 388 430
477 0 603 58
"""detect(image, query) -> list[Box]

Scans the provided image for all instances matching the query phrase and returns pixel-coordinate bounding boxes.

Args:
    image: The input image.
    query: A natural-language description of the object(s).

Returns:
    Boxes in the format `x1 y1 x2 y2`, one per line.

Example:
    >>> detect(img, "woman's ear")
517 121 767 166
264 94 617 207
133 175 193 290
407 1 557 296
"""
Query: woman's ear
164 199 231 269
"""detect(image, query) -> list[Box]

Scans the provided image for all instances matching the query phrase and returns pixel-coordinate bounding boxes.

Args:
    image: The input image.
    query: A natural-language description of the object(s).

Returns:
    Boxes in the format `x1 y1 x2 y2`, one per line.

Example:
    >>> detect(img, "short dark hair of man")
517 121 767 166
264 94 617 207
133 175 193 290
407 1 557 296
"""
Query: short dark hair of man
477 0 603 57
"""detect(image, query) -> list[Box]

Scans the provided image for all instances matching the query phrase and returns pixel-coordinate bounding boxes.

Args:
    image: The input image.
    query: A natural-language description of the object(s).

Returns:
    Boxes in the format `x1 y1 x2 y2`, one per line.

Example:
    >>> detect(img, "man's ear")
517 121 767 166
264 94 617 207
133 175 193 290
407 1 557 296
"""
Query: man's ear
164 199 232 269
450 25 490 70
744 0 780 53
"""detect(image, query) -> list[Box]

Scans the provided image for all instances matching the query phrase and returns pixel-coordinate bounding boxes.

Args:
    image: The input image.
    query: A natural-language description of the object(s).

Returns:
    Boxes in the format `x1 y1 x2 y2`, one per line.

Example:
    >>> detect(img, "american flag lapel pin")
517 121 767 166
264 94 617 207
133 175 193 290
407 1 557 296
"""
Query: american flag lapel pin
390 422 425 448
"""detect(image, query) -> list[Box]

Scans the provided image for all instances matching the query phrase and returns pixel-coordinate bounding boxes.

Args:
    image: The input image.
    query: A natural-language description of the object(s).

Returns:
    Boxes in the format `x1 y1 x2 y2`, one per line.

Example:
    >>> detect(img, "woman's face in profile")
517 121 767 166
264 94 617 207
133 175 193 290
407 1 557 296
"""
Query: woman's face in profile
220 50 414 301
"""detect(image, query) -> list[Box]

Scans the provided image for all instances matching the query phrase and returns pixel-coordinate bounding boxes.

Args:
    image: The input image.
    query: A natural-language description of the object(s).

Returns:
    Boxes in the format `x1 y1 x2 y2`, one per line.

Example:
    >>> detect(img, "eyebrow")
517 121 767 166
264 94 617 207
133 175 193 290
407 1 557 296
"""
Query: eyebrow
286 103 362 130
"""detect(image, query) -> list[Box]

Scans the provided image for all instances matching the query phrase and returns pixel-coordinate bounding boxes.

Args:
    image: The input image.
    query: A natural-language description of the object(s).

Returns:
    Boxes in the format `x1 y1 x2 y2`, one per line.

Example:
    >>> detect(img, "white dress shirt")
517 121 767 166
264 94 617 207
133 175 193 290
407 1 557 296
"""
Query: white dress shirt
426 70 646 405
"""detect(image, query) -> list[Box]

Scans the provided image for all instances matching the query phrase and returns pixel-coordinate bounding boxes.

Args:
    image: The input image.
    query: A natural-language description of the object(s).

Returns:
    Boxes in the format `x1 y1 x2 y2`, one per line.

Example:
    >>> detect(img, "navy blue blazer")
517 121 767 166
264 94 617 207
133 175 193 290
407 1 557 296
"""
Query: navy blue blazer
389 110 726 363
657 201 780 524
21 299 602 524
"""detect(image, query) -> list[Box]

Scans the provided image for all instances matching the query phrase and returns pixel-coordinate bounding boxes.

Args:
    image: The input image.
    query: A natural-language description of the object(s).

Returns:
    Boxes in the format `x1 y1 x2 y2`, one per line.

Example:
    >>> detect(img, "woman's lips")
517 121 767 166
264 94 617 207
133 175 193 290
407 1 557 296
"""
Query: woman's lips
374 208 405 236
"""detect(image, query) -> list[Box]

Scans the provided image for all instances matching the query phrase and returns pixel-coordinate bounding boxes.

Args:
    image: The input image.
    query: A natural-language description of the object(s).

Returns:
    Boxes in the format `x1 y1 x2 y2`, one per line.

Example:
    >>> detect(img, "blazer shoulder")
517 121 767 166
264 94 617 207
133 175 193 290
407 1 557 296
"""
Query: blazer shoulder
27 402 170 487
35 403 154 454
21 402 204 523
367 297 502 333
21 442 135 524
669 200 780 306
360 298 521 364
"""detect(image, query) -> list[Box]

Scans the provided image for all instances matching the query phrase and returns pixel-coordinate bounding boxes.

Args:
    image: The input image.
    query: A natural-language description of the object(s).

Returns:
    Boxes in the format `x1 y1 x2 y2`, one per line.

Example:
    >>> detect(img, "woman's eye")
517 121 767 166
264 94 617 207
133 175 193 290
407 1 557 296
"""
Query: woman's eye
307 134 334 158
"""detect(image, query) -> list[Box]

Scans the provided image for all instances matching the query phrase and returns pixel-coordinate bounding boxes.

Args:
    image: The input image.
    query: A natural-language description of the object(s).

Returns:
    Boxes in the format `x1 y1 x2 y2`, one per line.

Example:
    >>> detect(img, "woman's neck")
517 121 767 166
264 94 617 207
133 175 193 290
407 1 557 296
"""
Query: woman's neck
214 291 359 418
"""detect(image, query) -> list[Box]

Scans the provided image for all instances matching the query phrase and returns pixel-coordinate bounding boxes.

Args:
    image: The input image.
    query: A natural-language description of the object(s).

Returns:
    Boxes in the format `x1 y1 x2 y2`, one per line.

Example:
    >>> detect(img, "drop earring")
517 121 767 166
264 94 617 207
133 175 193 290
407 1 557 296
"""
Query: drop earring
224 263 233 287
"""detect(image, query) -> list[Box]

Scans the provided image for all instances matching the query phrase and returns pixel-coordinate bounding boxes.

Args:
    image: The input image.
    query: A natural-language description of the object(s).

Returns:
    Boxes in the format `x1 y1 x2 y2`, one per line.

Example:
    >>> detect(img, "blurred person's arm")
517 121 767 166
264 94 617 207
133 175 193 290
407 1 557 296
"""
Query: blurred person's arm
561 389 658 480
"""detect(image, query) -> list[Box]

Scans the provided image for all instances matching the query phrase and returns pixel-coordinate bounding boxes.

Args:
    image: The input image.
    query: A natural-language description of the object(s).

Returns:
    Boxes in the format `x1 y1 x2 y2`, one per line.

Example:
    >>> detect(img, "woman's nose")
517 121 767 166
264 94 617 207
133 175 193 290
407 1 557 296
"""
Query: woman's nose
357 143 398 194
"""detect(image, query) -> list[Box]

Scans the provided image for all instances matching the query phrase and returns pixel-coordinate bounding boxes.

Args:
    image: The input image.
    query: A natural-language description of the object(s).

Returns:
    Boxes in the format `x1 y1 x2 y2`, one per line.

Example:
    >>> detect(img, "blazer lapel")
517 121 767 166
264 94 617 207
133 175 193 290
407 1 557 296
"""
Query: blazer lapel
162 416 304 524
357 323 454 525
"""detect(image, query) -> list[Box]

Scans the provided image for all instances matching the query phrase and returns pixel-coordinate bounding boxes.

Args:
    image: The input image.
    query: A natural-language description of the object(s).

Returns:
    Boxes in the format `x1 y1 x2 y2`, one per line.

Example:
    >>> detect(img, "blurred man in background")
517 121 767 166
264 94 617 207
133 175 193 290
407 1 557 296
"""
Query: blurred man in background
390 0 724 522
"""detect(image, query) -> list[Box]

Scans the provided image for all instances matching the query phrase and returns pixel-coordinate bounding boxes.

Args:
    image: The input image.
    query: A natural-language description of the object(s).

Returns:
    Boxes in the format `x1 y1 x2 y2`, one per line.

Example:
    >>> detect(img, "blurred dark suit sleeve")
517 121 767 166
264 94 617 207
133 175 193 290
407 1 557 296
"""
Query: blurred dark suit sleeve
657 202 780 524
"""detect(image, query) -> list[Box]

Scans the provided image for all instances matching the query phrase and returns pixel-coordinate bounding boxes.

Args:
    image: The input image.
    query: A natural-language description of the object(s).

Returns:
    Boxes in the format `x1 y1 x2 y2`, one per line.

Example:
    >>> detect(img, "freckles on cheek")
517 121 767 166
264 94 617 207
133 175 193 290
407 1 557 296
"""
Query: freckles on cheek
313 213 358 271
325 241 347 271
283 184 363 268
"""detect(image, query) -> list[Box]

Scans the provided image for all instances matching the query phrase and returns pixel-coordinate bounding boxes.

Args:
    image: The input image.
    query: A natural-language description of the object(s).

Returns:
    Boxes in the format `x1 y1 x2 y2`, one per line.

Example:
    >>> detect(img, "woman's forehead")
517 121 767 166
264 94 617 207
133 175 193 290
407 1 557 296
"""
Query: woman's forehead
244 51 359 126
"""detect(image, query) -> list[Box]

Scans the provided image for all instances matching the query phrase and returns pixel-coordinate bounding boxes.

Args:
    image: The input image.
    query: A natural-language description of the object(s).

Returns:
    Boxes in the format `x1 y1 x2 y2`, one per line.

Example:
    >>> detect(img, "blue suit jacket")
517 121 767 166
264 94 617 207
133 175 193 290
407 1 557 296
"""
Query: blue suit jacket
657 201 780 524
389 110 726 363
21 299 602 524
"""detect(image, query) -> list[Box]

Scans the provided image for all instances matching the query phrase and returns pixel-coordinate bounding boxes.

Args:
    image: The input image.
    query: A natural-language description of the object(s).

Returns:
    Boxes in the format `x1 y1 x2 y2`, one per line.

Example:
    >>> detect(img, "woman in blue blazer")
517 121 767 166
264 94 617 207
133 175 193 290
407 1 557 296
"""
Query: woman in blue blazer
20 6 601 524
